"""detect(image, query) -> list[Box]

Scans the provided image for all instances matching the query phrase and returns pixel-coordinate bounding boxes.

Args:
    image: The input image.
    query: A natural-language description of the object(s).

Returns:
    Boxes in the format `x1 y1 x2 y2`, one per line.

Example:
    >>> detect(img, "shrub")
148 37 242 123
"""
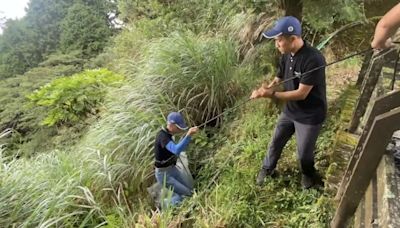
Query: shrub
28 69 124 126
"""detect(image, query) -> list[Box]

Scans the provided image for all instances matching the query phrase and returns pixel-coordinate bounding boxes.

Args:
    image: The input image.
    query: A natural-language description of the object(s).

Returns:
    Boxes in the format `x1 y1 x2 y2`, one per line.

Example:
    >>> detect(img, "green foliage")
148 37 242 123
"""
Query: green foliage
0 0 117 78
117 0 163 21
104 214 124 228
303 0 364 32
0 0 75 78
60 2 113 57
0 63 82 155
39 51 85 68
106 1 279 77
142 32 259 125
117 0 268 34
90 18 169 72
28 69 123 126
0 19 40 78
25 0 74 54
0 83 162 228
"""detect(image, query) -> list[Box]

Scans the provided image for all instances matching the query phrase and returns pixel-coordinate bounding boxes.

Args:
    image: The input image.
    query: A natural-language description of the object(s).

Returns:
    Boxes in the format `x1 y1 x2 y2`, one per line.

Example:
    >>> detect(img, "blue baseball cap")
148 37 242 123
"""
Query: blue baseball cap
263 16 302 38
167 112 188 130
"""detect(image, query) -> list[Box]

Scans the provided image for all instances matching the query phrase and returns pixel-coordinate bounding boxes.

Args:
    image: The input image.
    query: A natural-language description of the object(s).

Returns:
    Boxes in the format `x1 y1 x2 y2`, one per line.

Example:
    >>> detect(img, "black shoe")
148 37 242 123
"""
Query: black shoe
301 174 314 189
301 173 324 189
256 168 276 186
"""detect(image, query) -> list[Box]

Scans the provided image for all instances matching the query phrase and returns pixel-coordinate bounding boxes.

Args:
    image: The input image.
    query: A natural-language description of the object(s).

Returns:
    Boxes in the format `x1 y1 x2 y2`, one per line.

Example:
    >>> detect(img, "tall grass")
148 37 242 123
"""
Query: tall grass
0 32 261 226
0 128 107 227
0 130 153 227
141 32 258 126
0 3 273 226
80 30 261 218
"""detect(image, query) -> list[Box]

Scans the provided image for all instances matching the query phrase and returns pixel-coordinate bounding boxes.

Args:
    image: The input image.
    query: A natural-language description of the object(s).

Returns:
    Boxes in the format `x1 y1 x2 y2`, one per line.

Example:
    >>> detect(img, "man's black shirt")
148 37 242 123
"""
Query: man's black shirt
277 42 327 125
154 128 177 168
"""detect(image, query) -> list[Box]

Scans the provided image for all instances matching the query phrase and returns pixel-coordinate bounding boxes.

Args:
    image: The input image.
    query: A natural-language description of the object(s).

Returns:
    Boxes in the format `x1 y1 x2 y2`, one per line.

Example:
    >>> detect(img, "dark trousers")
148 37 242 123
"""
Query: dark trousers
262 112 322 176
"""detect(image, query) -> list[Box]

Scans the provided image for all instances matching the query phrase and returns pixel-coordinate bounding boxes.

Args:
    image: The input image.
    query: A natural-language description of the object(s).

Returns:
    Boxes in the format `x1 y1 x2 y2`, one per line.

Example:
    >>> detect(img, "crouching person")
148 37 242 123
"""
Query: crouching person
154 112 198 207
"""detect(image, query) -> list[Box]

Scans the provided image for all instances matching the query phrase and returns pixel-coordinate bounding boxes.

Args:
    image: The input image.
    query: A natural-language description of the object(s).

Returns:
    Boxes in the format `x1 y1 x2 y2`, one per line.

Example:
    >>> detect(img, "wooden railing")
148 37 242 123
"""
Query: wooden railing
331 48 400 227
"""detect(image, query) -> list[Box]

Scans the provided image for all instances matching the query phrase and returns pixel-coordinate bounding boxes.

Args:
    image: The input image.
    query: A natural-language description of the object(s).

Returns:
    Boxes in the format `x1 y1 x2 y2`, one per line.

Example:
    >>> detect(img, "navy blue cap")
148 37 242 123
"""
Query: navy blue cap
263 16 302 38
167 112 188 130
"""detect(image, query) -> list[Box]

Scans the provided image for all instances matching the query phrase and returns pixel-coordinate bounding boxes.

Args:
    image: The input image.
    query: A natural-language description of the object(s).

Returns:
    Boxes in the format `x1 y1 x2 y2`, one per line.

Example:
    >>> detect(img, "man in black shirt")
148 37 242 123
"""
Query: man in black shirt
154 112 198 206
251 16 326 189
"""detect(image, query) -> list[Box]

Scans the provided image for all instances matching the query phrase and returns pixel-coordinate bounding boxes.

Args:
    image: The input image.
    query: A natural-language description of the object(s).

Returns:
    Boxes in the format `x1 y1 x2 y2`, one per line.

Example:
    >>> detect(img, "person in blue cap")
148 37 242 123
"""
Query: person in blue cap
251 16 326 189
154 112 198 206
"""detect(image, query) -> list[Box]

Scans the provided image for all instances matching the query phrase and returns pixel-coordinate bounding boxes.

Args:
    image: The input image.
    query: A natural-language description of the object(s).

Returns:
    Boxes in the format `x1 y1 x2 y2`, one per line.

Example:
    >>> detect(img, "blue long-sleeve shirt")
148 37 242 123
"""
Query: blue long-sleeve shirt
166 135 192 155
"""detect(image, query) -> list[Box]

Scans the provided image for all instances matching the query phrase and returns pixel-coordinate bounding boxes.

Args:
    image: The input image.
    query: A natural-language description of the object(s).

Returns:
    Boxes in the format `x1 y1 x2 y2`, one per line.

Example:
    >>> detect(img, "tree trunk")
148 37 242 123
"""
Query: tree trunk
280 0 303 21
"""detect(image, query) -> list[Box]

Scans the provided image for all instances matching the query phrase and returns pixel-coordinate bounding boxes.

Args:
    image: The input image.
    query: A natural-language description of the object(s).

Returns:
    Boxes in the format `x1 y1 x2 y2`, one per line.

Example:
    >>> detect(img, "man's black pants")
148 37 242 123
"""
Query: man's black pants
262 112 322 176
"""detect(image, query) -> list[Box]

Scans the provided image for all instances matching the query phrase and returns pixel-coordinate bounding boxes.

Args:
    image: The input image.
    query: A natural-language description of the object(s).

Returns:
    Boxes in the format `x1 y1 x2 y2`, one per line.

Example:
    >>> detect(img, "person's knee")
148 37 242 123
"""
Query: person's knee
155 174 174 188
184 191 193 197
179 185 193 196
166 179 192 196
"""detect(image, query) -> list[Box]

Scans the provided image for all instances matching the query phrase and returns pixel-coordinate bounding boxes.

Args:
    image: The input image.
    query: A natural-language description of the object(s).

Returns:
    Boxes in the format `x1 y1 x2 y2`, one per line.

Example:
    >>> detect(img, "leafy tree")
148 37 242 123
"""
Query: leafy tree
0 0 73 78
60 2 114 57
25 0 75 55
0 62 82 154
0 19 40 78
0 0 118 79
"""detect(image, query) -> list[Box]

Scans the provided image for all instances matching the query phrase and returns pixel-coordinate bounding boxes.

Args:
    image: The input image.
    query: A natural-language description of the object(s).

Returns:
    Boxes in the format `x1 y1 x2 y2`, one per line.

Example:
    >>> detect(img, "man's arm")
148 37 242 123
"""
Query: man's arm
165 136 192 155
371 3 400 49
258 83 313 101
267 77 282 88
164 126 198 155
251 76 282 99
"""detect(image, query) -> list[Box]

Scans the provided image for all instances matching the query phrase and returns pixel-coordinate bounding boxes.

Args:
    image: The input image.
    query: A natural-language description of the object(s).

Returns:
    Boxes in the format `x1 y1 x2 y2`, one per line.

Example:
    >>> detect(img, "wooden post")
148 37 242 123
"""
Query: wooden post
390 49 400 90
348 54 385 133
356 51 373 88
379 154 400 227
331 107 400 228
376 74 385 97
336 90 400 201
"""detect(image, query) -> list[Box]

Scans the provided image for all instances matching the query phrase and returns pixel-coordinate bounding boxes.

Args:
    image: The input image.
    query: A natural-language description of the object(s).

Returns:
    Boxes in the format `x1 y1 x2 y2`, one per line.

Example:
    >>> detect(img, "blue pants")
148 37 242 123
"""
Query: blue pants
155 165 193 206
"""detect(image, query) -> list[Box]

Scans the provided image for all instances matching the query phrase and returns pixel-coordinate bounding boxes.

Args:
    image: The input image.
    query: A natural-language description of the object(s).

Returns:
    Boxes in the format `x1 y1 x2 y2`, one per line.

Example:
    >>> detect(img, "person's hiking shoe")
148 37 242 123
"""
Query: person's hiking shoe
256 168 277 186
301 174 314 189
301 173 324 189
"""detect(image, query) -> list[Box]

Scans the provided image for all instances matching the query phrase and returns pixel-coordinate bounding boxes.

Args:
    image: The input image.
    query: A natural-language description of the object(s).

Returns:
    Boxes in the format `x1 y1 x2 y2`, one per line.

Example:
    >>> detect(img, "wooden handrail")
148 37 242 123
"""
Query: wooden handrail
331 107 400 227
336 90 400 201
